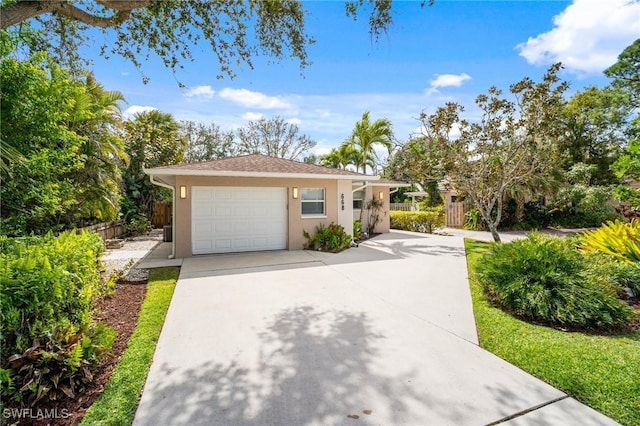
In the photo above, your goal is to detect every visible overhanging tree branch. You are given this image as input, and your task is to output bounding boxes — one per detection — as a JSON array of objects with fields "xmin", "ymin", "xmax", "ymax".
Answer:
[{"xmin": 1, "ymin": 0, "xmax": 151, "ymax": 29}]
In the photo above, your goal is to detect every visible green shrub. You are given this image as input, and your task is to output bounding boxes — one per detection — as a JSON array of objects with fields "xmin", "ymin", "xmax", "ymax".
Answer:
[
  {"xmin": 4, "ymin": 324, "xmax": 114, "ymax": 406},
  {"xmin": 0, "ymin": 231, "xmax": 113, "ymax": 405},
  {"xmin": 580, "ymin": 219, "xmax": 640, "ymax": 263},
  {"xmin": 303, "ymin": 223, "xmax": 352, "ymax": 253},
  {"xmin": 549, "ymin": 184, "xmax": 620, "ymax": 228},
  {"xmin": 606, "ymin": 261, "xmax": 640, "ymax": 296},
  {"xmin": 353, "ymin": 220, "xmax": 362, "ymax": 239},
  {"xmin": 390, "ymin": 210, "xmax": 445, "ymax": 234},
  {"xmin": 126, "ymin": 213, "xmax": 152, "ymax": 236},
  {"xmin": 464, "ymin": 208, "xmax": 481, "ymax": 230},
  {"xmin": 476, "ymin": 233, "xmax": 633, "ymax": 330}
]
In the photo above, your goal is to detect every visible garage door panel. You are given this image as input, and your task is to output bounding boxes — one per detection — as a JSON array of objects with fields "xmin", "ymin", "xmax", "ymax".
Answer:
[
  {"xmin": 193, "ymin": 240, "xmax": 213, "ymax": 252},
  {"xmin": 193, "ymin": 222, "xmax": 213, "ymax": 234},
  {"xmin": 192, "ymin": 186, "xmax": 287, "ymax": 254}
]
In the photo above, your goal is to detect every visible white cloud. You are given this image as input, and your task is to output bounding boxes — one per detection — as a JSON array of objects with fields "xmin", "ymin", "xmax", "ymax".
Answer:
[
  {"xmin": 430, "ymin": 73, "xmax": 472, "ymax": 89},
  {"xmin": 426, "ymin": 73, "xmax": 472, "ymax": 95},
  {"xmin": 314, "ymin": 147, "xmax": 332, "ymax": 156},
  {"xmin": 286, "ymin": 117, "xmax": 302, "ymax": 125},
  {"xmin": 184, "ymin": 85, "xmax": 215, "ymax": 99},
  {"xmin": 516, "ymin": 0, "xmax": 640, "ymax": 74},
  {"xmin": 218, "ymin": 88, "xmax": 292, "ymax": 109},
  {"xmin": 123, "ymin": 105, "xmax": 156, "ymax": 118},
  {"xmin": 241, "ymin": 112, "xmax": 264, "ymax": 121}
]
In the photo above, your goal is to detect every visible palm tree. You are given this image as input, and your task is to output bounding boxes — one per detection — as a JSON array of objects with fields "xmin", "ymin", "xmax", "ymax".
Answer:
[
  {"xmin": 69, "ymin": 72, "xmax": 128, "ymax": 221},
  {"xmin": 347, "ymin": 111, "xmax": 394, "ymax": 174}
]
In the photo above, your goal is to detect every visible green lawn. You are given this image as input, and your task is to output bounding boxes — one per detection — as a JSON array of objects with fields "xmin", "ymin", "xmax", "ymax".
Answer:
[
  {"xmin": 464, "ymin": 239, "xmax": 640, "ymax": 426},
  {"xmin": 80, "ymin": 267, "xmax": 179, "ymax": 426}
]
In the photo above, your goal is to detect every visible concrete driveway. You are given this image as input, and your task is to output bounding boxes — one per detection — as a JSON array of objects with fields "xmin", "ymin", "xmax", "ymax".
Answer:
[{"xmin": 134, "ymin": 231, "xmax": 618, "ymax": 426}]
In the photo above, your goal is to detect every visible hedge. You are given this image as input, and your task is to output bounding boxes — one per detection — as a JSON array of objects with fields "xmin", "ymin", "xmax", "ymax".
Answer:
[{"xmin": 390, "ymin": 210, "xmax": 445, "ymax": 234}]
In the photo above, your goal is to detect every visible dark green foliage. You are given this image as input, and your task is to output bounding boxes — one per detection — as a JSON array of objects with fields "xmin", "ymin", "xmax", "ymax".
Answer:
[
  {"xmin": 522, "ymin": 201, "xmax": 552, "ymax": 229},
  {"xmin": 4, "ymin": 324, "xmax": 114, "ymax": 406},
  {"xmin": 607, "ymin": 261, "xmax": 640, "ymax": 295},
  {"xmin": 390, "ymin": 209, "xmax": 445, "ymax": 234},
  {"xmin": 303, "ymin": 223, "xmax": 352, "ymax": 253},
  {"xmin": 0, "ymin": 54, "xmax": 126, "ymax": 235},
  {"xmin": 0, "ymin": 231, "xmax": 113, "ymax": 405},
  {"xmin": 476, "ymin": 233, "xmax": 633, "ymax": 330},
  {"xmin": 122, "ymin": 110, "xmax": 185, "ymax": 220}
]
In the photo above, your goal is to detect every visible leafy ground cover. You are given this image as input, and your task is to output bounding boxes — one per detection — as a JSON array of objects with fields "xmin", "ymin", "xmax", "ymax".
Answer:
[
  {"xmin": 79, "ymin": 267, "xmax": 179, "ymax": 426},
  {"xmin": 465, "ymin": 239, "xmax": 640, "ymax": 426}
]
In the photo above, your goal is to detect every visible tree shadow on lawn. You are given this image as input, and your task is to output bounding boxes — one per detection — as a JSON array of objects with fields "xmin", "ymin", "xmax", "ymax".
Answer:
[{"xmin": 134, "ymin": 305, "xmax": 468, "ymax": 425}]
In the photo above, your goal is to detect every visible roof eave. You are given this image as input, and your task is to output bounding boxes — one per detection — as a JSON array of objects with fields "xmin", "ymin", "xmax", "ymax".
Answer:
[{"xmin": 144, "ymin": 168, "xmax": 380, "ymax": 181}]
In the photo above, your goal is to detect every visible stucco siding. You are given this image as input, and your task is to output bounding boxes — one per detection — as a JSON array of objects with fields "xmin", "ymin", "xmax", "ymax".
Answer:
[{"xmin": 173, "ymin": 176, "xmax": 344, "ymax": 258}]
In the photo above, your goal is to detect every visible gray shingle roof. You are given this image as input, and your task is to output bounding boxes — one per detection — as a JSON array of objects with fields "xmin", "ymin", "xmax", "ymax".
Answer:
[{"xmin": 158, "ymin": 154, "xmax": 369, "ymax": 177}]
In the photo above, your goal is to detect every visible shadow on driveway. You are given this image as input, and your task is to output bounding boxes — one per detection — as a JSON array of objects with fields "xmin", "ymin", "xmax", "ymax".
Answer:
[{"xmin": 135, "ymin": 305, "xmax": 468, "ymax": 425}]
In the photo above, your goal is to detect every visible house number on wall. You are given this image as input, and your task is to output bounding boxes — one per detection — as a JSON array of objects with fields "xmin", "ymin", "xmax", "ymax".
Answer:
[{"xmin": 340, "ymin": 193, "xmax": 345, "ymax": 211}]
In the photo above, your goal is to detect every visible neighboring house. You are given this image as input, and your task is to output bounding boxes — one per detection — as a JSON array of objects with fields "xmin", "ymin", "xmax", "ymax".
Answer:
[{"xmin": 144, "ymin": 154, "xmax": 408, "ymax": 258}]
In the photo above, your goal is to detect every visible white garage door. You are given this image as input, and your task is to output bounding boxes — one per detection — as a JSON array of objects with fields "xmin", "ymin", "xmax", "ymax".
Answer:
[{"xmin": 191, "ymin": 186, "xmax": 288, "ymax": 254}]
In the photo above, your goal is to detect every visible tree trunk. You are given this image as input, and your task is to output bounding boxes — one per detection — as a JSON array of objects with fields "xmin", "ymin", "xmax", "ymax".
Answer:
[{"xmin": 487, "ymin": 222, "xmax": 501, "ymax": 243}]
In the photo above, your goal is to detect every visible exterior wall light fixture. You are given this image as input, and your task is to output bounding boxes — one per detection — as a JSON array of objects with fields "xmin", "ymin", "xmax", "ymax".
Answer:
[{"xmin": 179, "ymin": 185, "xmax": 187, "ymax": 199}]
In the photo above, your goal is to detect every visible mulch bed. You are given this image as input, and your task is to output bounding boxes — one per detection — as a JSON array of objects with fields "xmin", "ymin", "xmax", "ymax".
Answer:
[{"xmin": 15, "ymin": 281, "xmax": 147, "ymax": 426}]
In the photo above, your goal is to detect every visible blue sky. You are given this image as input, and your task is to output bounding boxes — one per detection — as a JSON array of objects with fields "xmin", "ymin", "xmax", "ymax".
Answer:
[{"xmin": 85, "ymin": 0, "xmax": 639, "ymax": 158}]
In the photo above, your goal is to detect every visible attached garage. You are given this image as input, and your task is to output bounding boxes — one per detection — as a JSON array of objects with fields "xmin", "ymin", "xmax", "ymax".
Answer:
[
  {"xmin": 145, "ymin": 154, "xmax": 408, "ymax": 258},
  {"xmin": 191, "ymin": 186, "xmax": 287, "ymax": 254}
]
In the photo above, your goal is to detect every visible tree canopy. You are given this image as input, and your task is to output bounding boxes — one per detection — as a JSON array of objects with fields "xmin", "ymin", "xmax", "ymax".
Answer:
[
  {"xmin": 0, "ymin": 0, "xmax": 421, "ymax": 80},
  {"xmin": 410, "ymin": 64, "xmax": 568, "ymax": 242},
  {"xmin": 236, "ymin": 116, "xmax": 317, "ymax": 160},
  {"xmin": 605, "ymin": 38, "xmax": 640, "ymax": 107},
  {"xmin": 0, "ymin": 54, "xmax": 127, "ymax": 235}
]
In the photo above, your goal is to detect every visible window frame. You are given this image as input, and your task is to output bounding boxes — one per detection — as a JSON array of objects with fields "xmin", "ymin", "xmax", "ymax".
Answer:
[
  {"xmin": 353, "ymin": 190, "xmax": 364, "ymax": 210},
  {"xmin": 301, "ymin": 187, "xmax": 326, "ymax": 217}
]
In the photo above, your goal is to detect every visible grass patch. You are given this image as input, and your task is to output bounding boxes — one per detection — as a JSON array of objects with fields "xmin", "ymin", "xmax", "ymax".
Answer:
[
  {"xmin": 465, "ymin": 239, "xmax": 640, "ymax": 426},
  {"xmin": 80, "ymin": 267, "xmax": 179, "ymax": 426}
]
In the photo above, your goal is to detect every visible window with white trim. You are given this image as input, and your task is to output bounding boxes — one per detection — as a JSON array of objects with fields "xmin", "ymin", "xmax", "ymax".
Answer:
[
  {"xmin": 353, "ymin": 190, "xmax": 364, "ymax": 209},
  {"xmin": 301, "ymin": 188, "xmax": 325, "ymax": 216}
]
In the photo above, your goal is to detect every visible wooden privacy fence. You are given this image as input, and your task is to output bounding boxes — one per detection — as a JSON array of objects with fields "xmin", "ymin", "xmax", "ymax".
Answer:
[
  {"xmin": 445, "ymin": 202, "xmax": 465, "ymax": 227},
  {"xmin": 389, "ymin": 203, "xmax": 413, "ymax": 211},
  {"xmin": 79, "ymin": 220, "xmax": 126, "ymax": 241},
  {"xmin": 152, "ymin": 201, "xmax": 172, "ymax": 228}
]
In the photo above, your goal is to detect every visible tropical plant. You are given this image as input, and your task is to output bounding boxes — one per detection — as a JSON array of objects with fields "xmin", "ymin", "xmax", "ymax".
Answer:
[
  {"xmin": 580, "ymin": 219, "xmax": 640, "ymax": 263},
  {"xmin": 0, "ymin": 231, "xmax": 113, "ymax": 405},
  {"xmin": 1, "ymin": 54, "xmax": 86, "ymax": 235},
  {"xmin": 353, "ymin": 219, "xmax": 362, "ymax": 239},
  {"xmin": 476, "ymin": 233, "xmax": 633, "ymax": 329},
  {"xmin": 464, "ymin": 209, "xmax": 480, "ymax": 230},
  {"xmin": 70, "ymin": 72, "xmax": 127, "ymax": 222},
  {"xmin": 4, "ymin": 324, "xmax": 114, "ymax": 405},
  {"xmin": 347, "ymin": 111, "xmax": 393, "ymax": 174},
  {"xmin": 303, "ymin": 223, "xmax": 352, "ymax": 253},
  {"xmin": 122, "ymin": 110, "xmax": 186, "ymax": 219},
  {"xmin": 365, "ymin": 196, "xmax": 386, "ymax": 234}
]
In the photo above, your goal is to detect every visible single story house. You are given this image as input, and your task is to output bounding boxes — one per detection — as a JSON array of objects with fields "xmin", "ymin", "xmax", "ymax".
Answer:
[{"xmin": 144, "ymin": 154, "xmax": 408, "ymax": 258}]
